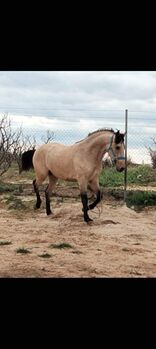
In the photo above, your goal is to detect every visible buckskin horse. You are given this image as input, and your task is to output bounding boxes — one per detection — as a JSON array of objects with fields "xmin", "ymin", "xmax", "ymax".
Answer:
[{"xmin": 21, "ymin": 128, "xmax": 125, "ymax": 223}]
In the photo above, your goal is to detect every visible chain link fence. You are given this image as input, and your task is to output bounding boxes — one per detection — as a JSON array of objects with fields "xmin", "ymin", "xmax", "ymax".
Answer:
[
  {"xmin": 16, "ymin": 110, "xmax": 156, "ymax": 166},
  {"xmin": 0, "ymin": 109, "xmax": 156, "ymax": 166},
  {"xmin": 128, "ymin": 111, "xmax": 156, "ymax": 165},
  {"xmin": 0, "ymin": 110, "xmax": 155, "ymax": 200}
]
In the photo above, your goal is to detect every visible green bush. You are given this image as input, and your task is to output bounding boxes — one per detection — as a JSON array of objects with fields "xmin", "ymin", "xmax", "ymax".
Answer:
[
  {"xmin": 5, "ymin": 195, "xmax": 27, "ymax": 210},
  {"xmin": 0, "ymin": 182, "xmax": 19, "ymax": 193},
  {"xmin": 100, "ymin": 165, "xmax": 155, "ymax": 187},
  {"xmin": 126, "ymin": 191, "xmax": 156, "ymax": 208}
]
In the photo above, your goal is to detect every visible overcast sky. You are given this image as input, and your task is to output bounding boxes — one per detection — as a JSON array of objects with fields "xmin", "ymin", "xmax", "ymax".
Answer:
[{"xmin": 0, "ymin": 71, "xmax": 156, "ymax": 163}]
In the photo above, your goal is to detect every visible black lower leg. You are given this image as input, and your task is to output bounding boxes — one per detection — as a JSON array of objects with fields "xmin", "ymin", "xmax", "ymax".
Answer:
[
  {"xmin": 88, "ymin": 190, "xmax": 101, "ymax": 210},
  {"xmin": 45, "ymin": 185, "xmax": 52, "ymax": 215},
  {"xmin": 33, "ymin": 179, "xmax": 41, "ymax": 209},
  {"xmin": 81, "ymin": 192, "xmax": 93, "ymax": 222}
]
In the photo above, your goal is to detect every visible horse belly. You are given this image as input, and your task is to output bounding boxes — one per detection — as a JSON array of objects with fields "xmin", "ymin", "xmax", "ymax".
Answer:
[{"xmin": 46, "ymin": 147, "xmax": 76, "ymax": 180}]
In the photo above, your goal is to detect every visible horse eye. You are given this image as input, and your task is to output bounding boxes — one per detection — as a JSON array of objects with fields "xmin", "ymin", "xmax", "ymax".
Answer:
[{"xmin": 116, "ymin": 146, "xmax": 120, "ymax": 150}]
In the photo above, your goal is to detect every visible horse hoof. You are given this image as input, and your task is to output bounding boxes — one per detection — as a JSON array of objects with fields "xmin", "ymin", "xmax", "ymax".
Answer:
[
  {"xmin": 34, "ymin": 204, "xmax": 41, "ymax": 210},
  {"xmin": 87, "ymin": 219, "xmax": 93, "ymax": 224},
  {"xmin": 47, "ymin": 210, "xmax": 52, "ymax": 215},
  {"xmin": 85, "ymin": 217, "xmax": 93, "ymax": 223}
]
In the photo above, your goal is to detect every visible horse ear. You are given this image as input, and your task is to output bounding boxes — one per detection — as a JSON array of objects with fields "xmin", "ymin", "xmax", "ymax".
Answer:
[
  {"xmin": 115, "ymin": 130, "xmax": 121, "ymax": 144},
  {"xmin": 120, "ymin": 132, "xmax": 126, "ymax": 142},
  {"xmin": 115, "ymin": 130, "xmax": 125, "ymax": 144}
]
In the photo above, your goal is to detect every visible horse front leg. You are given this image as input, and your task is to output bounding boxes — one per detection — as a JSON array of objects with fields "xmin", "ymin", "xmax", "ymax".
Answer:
[
  {"xmin": 80, "ymin": 192, "xmax": 93, "ymax": 223},
  {"xmin": 88, "ymin": 178, "xmax": 102, "ymax": 210}
]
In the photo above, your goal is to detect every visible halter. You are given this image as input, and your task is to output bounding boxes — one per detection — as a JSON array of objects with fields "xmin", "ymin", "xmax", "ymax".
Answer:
[{"xmin": 106, "ymin": 135, "xmax": 125, "ymax": 164}]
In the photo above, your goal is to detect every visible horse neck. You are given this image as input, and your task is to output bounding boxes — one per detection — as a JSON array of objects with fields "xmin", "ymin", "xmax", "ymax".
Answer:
[{"xmin": 87, "ymin": 132, "xmax": 113, "ymax": 161}]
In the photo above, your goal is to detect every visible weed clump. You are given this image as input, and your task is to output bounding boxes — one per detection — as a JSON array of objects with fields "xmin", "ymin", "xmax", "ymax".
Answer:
[
  {"xmin": 38, "ymin": 253, "xmax": 51, "ymax": 258},
  {"xmin": 49, "ymin": 243, "xmax": 73, "ymax": 249},
  {"xmin": 5, "ymin": 195, "xmax": 27, "ymax": 210},
  {"xmin": 16, "ymin": 247, "xmax": 31, "ymax": 254},
  {"xmin": 0, "ymin": 241, "xmax": 12, "ymax": 246},
  {"xmin": 126, "ymin": 191, "xmax": 156, "ymax": 209}
]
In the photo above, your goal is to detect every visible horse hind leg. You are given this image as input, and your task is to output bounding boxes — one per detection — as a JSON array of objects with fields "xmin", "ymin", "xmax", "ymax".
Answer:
[
  {"xmin": 45, "ymin": 171, "xmax": 58, "ymax": 215},
  {"xmin": 33, "ymin": 179, "xmax": 42, "ymax": 209},
  {"xmin": 33, "ymin": 171, "xmax": 48, "ymax": 209}
]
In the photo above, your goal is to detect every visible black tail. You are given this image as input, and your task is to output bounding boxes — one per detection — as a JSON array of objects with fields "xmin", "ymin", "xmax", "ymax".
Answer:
[{"xmin": 21, "ymin": 149, "xmax": 36, "ymax": 171}]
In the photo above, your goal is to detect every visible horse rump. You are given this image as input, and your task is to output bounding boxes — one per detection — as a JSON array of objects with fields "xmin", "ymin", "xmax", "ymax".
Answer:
[{"xmin": 21, "ymin": 149, "xmax": 36, "ymax": 171}]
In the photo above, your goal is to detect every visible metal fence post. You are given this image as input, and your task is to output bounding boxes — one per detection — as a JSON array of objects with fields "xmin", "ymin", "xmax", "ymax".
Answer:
[{"xmin": 124, "ymin": 109, "xmax": 128, "ymax": 202}]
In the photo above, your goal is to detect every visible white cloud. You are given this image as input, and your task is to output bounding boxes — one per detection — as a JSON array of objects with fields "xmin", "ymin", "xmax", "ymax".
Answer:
[{"xmin": 1, "ymin": 71, "xmax": 156, "ymax": 112}]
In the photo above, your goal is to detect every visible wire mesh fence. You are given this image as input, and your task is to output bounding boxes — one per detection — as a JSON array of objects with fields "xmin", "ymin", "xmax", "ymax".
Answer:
[
  {"xmin": 128, "ymin": 111, "xmax": 156, "ymax": 165},
  {"xmin": 12, "ymin": 110, "xmax": 156, "ymax": 166},
  {"xmin": 0, "ymin": 109, "xmax": 156, "ymax": 202},
  {"xmin": 1, "ymin": 109, "xmax": 156, "ymax": 165}
]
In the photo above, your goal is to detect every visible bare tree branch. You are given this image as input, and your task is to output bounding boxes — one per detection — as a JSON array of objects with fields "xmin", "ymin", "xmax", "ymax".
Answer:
[
  {"xmin": 41, "ymin": 129, "xmax": 54, "ymax": 144},
  {"xmin": 147, "ymin": 137, "xmax": 156, "ymax": 168},
  {"xmin": 13, "ymin": 129, "xmax": 37, "ymax": 173},
  {"xmin": 0, "ymin": 114, "xmax": 22, "ymax": 176},
  {"xmin": 0, "ymin": 115, "xmax": 55, "ymax": 175}
]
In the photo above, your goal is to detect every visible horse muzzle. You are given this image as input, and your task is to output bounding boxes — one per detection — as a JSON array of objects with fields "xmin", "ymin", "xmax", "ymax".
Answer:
[{"xmin": 116, "ymin": 156, "xmax": 125, "ymax": 172}]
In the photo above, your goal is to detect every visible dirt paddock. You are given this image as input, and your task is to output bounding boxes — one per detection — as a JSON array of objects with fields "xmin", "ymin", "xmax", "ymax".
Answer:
[{"xmin": 0, "ymin": 192, "xmax": 156, "ymax": 278}]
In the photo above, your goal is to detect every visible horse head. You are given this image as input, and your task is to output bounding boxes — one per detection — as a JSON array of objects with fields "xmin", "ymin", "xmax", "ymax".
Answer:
[{"xmin": 108, "ymin": 130, "xmax": 125, "ymax": 172}]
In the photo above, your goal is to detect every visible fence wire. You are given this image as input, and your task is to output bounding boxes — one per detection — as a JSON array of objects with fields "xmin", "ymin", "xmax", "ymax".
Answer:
[
  {"xmin": 16, "ymin": 111, "xmax": 156, "ymax": 165},
  {"xmin": 1, "ymin": 110, "xmax": 156, "ymax": 165}
]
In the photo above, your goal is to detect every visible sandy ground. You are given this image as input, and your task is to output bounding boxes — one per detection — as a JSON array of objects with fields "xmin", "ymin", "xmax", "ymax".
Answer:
[{"xmin": 0, "ymin": 194, "xmax": 156, "ymax": 278}]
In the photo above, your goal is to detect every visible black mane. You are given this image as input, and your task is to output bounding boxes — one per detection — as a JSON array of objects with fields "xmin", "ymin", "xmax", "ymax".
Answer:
[
  {"xmin": 88, "ymin": 128, "xmax": 115, "ymax": 137},
  {"xmin": 76, "ymin": 128, "xmax": 124, "ymax": 144}
]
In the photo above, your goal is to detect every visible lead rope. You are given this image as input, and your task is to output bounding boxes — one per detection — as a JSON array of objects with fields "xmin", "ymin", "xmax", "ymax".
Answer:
[{"xmin": 89, "ymin": 189, "xmax": 104, "ymax": 219}]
